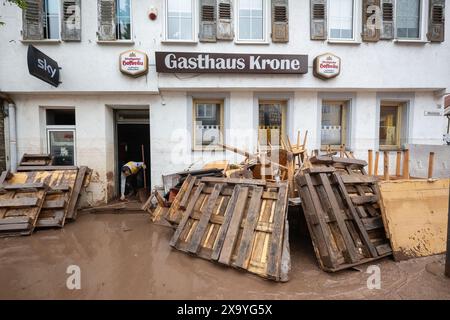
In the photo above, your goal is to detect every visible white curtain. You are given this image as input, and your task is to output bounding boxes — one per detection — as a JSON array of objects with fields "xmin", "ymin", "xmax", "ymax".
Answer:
[
  {"xmin": 167, "ymin": 0, "xmax": 193, "ymax": 40},
  {"xmin": 397, "ymin": 0, "xmax": 420, "ymax": 38},
  {"xmin": 329, "ymin": 0, "xmax": 354, "ymax": 39},
  {"xmin": 239, "ymin": 0, "xmax": 264, "ymax": 40}
]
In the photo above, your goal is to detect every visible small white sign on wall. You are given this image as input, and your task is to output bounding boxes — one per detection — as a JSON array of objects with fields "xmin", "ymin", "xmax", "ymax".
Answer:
[
  {"xmin": 313, "ymin": 53, "xmax": 341, "ymax": 80},
  {"xmin": 119, "ymin": 50, "xmax": 148, "ymax": 78}
]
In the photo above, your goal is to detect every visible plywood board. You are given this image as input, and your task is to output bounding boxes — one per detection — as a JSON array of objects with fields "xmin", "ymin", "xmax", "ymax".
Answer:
[{"xmin": 378, "ymin": 179, "xmax": 450, "ymax": 261}]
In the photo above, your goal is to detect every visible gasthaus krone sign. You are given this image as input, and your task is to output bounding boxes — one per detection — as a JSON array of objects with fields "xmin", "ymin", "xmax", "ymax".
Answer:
[
  {"xmin": 120, "ymin": 50, "xmax": 148, "ymax": 77},
  {"xmin": 313, "ymin": 53, "xmax": 341, "ymax": 79},
  {"xmin": 27, "ymin": 45, "xmax": 60, "ymax": 87},
  {"xmin": 156, "ymin": 52, "xmax": 308, "ymax": 74}
]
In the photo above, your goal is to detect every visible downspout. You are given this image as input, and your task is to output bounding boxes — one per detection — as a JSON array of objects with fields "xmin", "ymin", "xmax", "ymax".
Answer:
[{"xmin": 8, "ymin": 103, "xmax": 17, "ymax": 173}]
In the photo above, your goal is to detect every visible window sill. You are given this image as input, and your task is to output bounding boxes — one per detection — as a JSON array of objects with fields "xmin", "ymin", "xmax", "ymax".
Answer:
[
  {"xmin": 97, "ymin": 40, "xmax": 135, "ymax": 45},
  {"xmin": 327, "ymin": 39, "xmax": 361, "ymax": 45},
  {"xmin": 234, "ymin": 40, "xmax": 270, "ymax": 45},
  {"xmin": 394, "ymin": 39, "xmax": 430, "ymax": 44},
  {"xmin": 21, "ymin": 39, "xmax": 61, "ymax": 44},
  {"xmin": 161, "ymin": 40, "xmax": 197, "ymax": 44}
]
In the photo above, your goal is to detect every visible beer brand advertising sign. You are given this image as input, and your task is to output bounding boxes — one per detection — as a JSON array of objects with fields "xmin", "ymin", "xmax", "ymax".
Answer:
[
  {"xmin": 155, "ymin": 52, "xmax": 308, "ymax": 74},
  {"xmin": 120, "ymin": 50, "xmax": 148, "ymax": 77},
  {"xmin": 313, "ymin": 53, "xmax": 341, "ymax": 80}
]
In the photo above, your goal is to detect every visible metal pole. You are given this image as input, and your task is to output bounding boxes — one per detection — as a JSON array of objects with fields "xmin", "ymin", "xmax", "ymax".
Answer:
[{"xmin": 445, "ymin": 179, "xmax": 450, "ymax": 277}]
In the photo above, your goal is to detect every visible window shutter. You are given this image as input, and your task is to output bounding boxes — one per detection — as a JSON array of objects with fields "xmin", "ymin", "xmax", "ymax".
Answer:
[
  {"xmin": 217, "ymin": 0, "xmax": 234, "ymax": 40},
  {"xmin": 272, "ymin": 0, "xmax": 289, "ymax": 42},
  {"xmin": 310, "ymin": 0, "xmax": 327, "ymax": 40},
  {"xmin": 22, "ymin": 0, "xmax": 44, "ymax": 40},
  {"xmin": 200, "ymin": 0, "xmax": 217, "ymax": 42},
  {"xmin": 362, "ymin": 0, "xmax": 381, "ymax": 42},
  {"xmin": 380, "ymin": 0, "xmax": 394, "ymax": 40},
  {"xmin": 427, "ymin": 0, "xmax": 445, "ymax": 42},
  {"xmin": 97, "ymin": 0, "xmax": 116, "ymax": 41},
  {"xmin": 61, "ymin": 0, "xmax": 81, "ymax": 41}
]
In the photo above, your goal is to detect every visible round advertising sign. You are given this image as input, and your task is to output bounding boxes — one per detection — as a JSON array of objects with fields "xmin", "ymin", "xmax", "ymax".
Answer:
[
  {"xmin": 119, "ymin": 50, "xmax": 149, "ymax": 77},
  {"xmin": 313, "ymin": 53, "xmax": 341, "ymax": 80}
]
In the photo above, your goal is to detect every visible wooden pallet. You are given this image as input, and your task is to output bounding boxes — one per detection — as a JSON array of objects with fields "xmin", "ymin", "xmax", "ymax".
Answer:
[
  {"xmin": 0, "ymin": 182, "xmax": 47, "ymax": 237},
  {"xmin": 170, "ymin": 177, "xmax": 290, "ymax": 281},
  {"xmin": 19, "ymin": 154, "xmax": 53, "ymax": 167},
  {"xmin": 296, "ymin": 163, "xmax": 392, "ymax": 272},
  {"xmin": 1, "ymin": 167, "xmax": 89, "ymax": 228}
]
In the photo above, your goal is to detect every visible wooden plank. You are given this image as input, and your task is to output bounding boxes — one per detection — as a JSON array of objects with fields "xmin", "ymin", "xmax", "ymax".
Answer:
[
  {"xmin": 211, "ymin": 186, "xmax": 241, "ymax": 261},
  {"xmin": 0, "ymin": 197, "xmax": 39, "ymax": 208},
  {"xmin": 218, "ymin": 186, "xmax": 250, "ymax": 265},
  {"xmin": 362, "ymin": 217, "xmax": 384, "ymax": 231},
  {"xmin": 17, "ymin": 165, "xmax": 79, "ymax": 172},
  {"xmin": 340, "ymin": 175, "xmax": 378, "ymax": 184},
  {"xmin": 179, "ymin": 176, "xmax": 195, "ymax": 210},
  {"xmin": 0, "ymin": 216, "xmax": 31, "ymax": 224},
  {"xmin": 303, "ymin": 167, "xmax": 336, "ymax": 174},
  {"xmin": 310, "ymin": 156, "xmax": 367, "ymax": 167},
  {"xmin": 42, "ymin": 199, "xmax": 66, "ymax": 209},
  {"xmin": 318, "ymin": 173, "xmax": 359, "ymax": 263},
  {"xmin": 0, "ymin": 223, "xmax": 31, "ymax": 231},
  {"xmin": 2, "ymin": 183, "xmax": 46, "ymax": 190},
  {"xmin": 187, "ymin": 184, "xmax": 224, "ymax": 254},
  {"xmin": 201, "ymin": 177, "xmax": 267, "ymax": 186},
  {"xmin": 0, "ymin": 171, "xmax": 10, "ymax": 185},
  {"xmin": 351, "ymin": 195, "xmax": 378, "ymax": 205},
  {"xmin": 266, "ymin": 183, "xmax": 288, "ymax": 279},
  {"xmin": 334, "ymin": 173, "xmax": 379, "ymax": 258},
  {"xmin": 376, "ymin": 243, "xmax": 392, "ymax": 256},
  {"xmin": 170, "ymin": 183, "xmax": 205, "ymax": 247},
  {"xmin": 65, "ymin": 166, "xmax": 87, "ymax": 220},
  {"xmin": 233, "ymin": 186, "xmax": 264, "ymax": 269}
]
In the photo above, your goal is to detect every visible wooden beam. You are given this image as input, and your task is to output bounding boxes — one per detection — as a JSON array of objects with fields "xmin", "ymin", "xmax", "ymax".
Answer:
[
  {"xmin": 17, "ymin": 165, "xmax": 78, "ymax": 172},
  {"xmin": 2, "ymin": 183, "xmax": 46, "ymax": 190},
  {"xmin": 402, "ymin": 149, "xmax": 410, "ymax": 179},
  {"xmin": 374, "ymin": 151, "xmax": 380, "ymax": 176},
  {"xmin": 384, "ymin": 151, "xmax": 390, "ymax": 181},
  {"xmin": 368, "ymin": 150, "xmax": 373, "ymax": 176},
  {"xmin": 0, "ymin": 197, "xmax": 39, "ymax": 208},
  {"xmin": 428, "ymin": 152, "xmax": 435, "ymax": 179},
  {"xmin": 396, "ymin": 151, "xmax": 402, "ymax": 177},
  {"xmin": 42, "ymin": 199, "xmax": 66, "ymax": 209}
]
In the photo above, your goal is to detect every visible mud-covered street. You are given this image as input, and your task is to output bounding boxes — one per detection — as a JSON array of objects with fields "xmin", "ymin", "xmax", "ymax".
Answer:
[{"xmin": 0, "ymin": 212, "xmax": 449, "ymax": 300}]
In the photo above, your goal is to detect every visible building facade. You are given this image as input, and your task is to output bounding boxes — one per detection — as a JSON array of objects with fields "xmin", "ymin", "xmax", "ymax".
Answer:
[{"xmin": 0, "ymin": 0, "xmax": 448, "ymax": 205}]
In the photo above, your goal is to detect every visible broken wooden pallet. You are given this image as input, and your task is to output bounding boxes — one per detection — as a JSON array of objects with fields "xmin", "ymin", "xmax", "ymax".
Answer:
[
  {"xmin": 169, "ymin": 177, "xmax": 290, "ymax": 282},
  {"xmin": 1, "ymin": 166, "xmax": 89, "ymax": 228},
  {"xmin": 19, "ymin": 154, "xmax": 53, "ymax": 167},
  {"xmin": 296, "ymin": 165, "xmax": 392, "ymax": 272},
  {"xmin": 0, "ymin": 182, "xmax": 48, "ymax": 237}
]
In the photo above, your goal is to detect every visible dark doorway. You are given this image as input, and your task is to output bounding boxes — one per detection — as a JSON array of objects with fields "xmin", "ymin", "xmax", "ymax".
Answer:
[{"xmin": 115, "ymin": 110, "xmax": 150, "ymax": 198}]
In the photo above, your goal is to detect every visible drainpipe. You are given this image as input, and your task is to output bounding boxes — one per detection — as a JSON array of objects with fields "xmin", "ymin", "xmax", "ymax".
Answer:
[{"xmin": 8, "ymin": 103, "xmax": 17, "ymax": 173}]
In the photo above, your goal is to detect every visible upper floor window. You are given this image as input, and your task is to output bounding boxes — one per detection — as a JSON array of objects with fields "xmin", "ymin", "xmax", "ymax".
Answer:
[
  {"xmin": 328, "ymin": 0, "xmax": 354, "ymax": 40},
  {"xmin": 396, "ymin": 0, "xmax": 421, "ymax": 39},
  {"xmin": 237, "ymin": 0, "xmax": 265, "ymax": 42},
  {"xmin": 98, "ymin": 0, "xmax": 132, "ymax": 41},
  {"xmin": 166, "ymin": 0, "xmax": 195, "ymax": 41},
  {"xmin": 22, "ymin": 0, "xmax": 81, "ymax": 41}
]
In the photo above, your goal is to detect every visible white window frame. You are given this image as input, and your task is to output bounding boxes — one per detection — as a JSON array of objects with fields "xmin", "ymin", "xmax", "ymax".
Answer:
[
  {"xmin": 192, "ymin": 100, "xmax": 224, "ymax": 151},
  {"xmin": 163, "ymin": 0, "xmax": 197, "ymax": 43},
  {"xmin": 115, "ymin": 0, "xmax": 134, "ymax": 41},
  {"xmin": 394, "ymin": 0, "xmax": 429, "ymax": 42},
  {"xmin": 235, "ymin": 0, "xmax": 270, "ymax": 44},
  {"xmin": 327, "ymin": 0, "xmax": 359, "ymax": 43},
  {"xmin": 46, "ymin": 128, "xmax": 77, "ymax": 166}
]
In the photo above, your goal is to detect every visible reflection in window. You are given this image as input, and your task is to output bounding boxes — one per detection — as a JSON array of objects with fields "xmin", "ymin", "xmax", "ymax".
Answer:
[
  {"xmin": 194, "ymin": 101, "xmax": 223, "ymax": 148},
  {"xmin": 116, "ymin": 0, "xmax": 131, "ymax": 40},
  {"xmin": 259, "ymin": 102, "xmax": 284, "ymax": 146},
  {"xmin": 321, "ymin": 102, "xmax": 345, "ymax": 147},
  {"xmin": 44, "ymin": 0, "xmax": 60, "ymax": 39},
  {"xmin": 379, "ymin": 105, "xmax": 400, "ymax": 147},
  {"xmin": 48, "ymin": 130, "xmax": 75, "ymax": 165},
  {"xmin": 167, "ymin": 0, "xmax": 193, "ymax": 40},
  {"xmin": 329, "ymin": 0, "xmax": 354, "ymax": 40},
  {"xmin": 396, "ymin": 0, "xmax": 421, "ymax": 39},
  {"xmin": 238, "ymin": 0, "xmax": 264, "ymax": 41}
]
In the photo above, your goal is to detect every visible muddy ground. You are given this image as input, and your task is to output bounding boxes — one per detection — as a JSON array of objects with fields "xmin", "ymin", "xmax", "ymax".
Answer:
[{"xmin": 0, "ymin": 212, "xmax": 449, "ymax": 300}]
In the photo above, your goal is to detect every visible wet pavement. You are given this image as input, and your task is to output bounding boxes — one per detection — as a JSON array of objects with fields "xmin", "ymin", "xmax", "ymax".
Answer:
[{"xmin": 0, "ymin": 212, "xmax": 449, "ymax": 300}]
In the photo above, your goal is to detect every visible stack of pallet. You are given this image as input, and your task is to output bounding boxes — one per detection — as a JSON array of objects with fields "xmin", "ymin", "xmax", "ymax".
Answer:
[
  {"xmin": 0, "ymin": 155, "xmax": 90, "ymax": 237},
  {"xmin": 296, "ymin": 156, "xmax": 393, "ymax": 272},
  {"xmin": 147, "ymin": 175, "xmax": 291, "ymax": 282}
]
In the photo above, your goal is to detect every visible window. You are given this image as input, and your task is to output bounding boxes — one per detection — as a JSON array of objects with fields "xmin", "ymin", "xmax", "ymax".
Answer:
[
  {"xmin": 379, "ymin": 104, "xmax": 402, "ymax": 149},
  {"xmin": 116, "ymin": 0, "xmax": 132, "ymax": 40},
  {"xmin": 166, "ymin": 0, "xmax": 194, "ymax": 41},
  {"xmin": 258, "ymin": 101, "xmax": 286, "ymax": 146},
  {"xmin": 396, "ymin": 0, "xmax": 421, "ymax": 39},
  {"xmin": 238, "ymin": 0, "xmax": 265, "ymax": 41},
  {"xmin": 43, "ymin": 0, "xmax": 60, "ymax": 39},
  {"xmin": 46, "ymin": 109, "xmax": 76, "ymax": 165},
  {"xmin": 321, "ymin": 101, "xmax": 347, "ymax": 149},
  {"xmin": 193, "ymin": 101, "xmax": 223, "ymax": 150},
  {"xmin": 328, "ymin": 0, "xmax": 354, "ymax": 40}
]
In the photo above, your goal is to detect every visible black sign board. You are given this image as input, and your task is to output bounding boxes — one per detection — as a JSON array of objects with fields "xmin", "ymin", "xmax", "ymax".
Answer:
[
  {"xmin": 156, "ymin": 52, "xmax": 308, "ymax": 74},
  {"xmin": 27, "ymin": 45, "xmax": 61, "ymax": 87}
]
